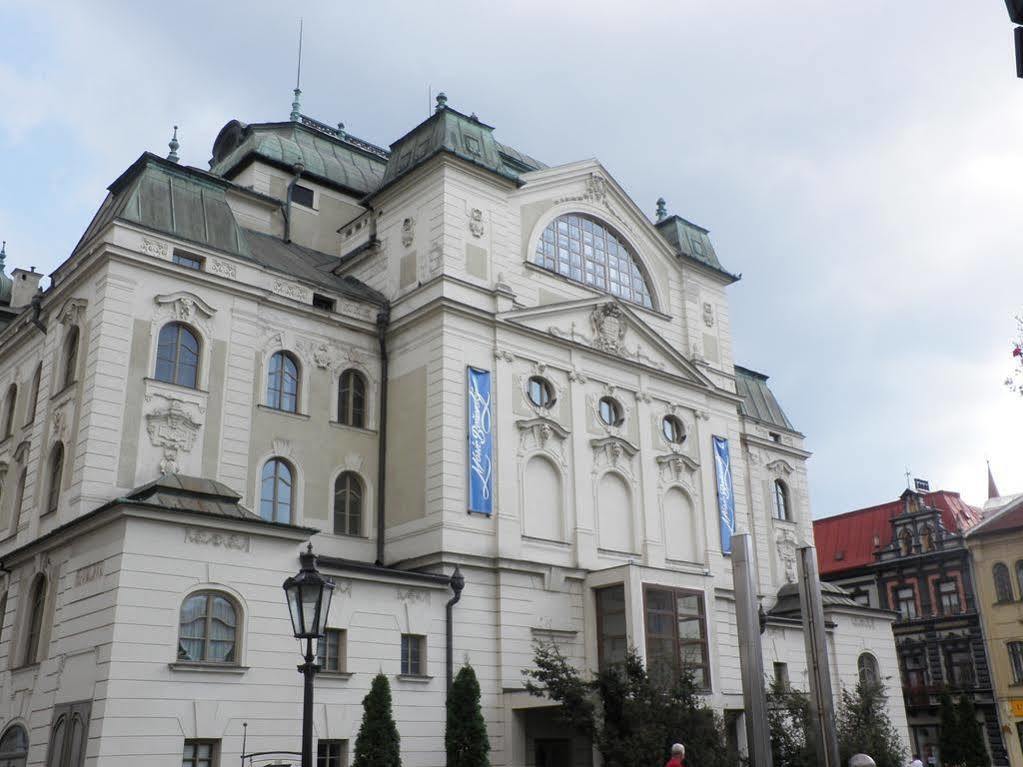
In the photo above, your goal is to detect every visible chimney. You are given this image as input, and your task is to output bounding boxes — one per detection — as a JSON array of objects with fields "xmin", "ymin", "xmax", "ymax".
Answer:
[{"xmin": 11, "ymin": 267, "xmax": 43, "ymax": 309}]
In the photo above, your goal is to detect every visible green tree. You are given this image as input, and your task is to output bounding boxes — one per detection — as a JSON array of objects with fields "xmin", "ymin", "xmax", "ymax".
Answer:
[
  {"xmin": 524, "ymin": 642, "xmax": 730, "ymax": 767},
  {"xmin": 446, "ymin": 664, "xmax": 490, "ymax": 767},
  {"xmin": 939, "ymin": 691, "xmax": 962, "ymax": 767},
  {"xmin": 955, "ymin": 694, "xmax": 990, "ymax": 767},
  {"xmin": 352, "ymin": 673, "xmax": 402, "ymax": 767},
  {"xmin": 766, "ymin": 678, "xmax": 815, "ymax": 767},
  {"xmin": 835, "ymin": 678, "xmax": 905, "ymax": 767}
]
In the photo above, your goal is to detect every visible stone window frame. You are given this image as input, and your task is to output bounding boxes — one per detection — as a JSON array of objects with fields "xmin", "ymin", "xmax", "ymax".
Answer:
[{"xmin": 176, "ymin": 590, "xmax": 242, "ymax": 666}]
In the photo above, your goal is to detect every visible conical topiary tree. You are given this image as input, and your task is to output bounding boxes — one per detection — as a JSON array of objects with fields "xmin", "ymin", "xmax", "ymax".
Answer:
[
  {"xmin": 939, "ymin": 691, "xmax": 962, "ymax": 767},
  {"xmin": 446, "ymin": 664, "xmax": 490, "ymax": 767},
  {"xmin": 352, "ymin": 673, "xmax": 401, "ymax": 767},
  {"xmin": 955, "ymin": 694, "xmax": 990, "ymax": 767}
]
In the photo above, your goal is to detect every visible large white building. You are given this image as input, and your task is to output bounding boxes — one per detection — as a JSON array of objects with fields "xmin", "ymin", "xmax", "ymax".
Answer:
[{"xmin": 0, "ymin": 95, "xmax": 907, "ymax": 767}]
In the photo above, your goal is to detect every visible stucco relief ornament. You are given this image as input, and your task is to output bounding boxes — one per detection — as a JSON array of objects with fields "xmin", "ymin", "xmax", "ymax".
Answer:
[
  {"xmin": 703, "ymin": 302, "xmax": 715, "ymax": 328},
  {"xmin": 154, "ymin": 292, "xmax": 216, "ymax": 326},
  {"xmin": 585, "ymin": 173, "xmax": 608, "ymax": 205},
  {"xmin": 590, "ymin": 303, "xmax": 627, "ymax": 355},
  {"xmin": 145, "ymin": 400, "xmax": 202, "ymax": 475},
  {"xmin": 401, "ymin": 217, "xmax": 415, "ymax": 248},
  {"xmin": 776, "ymin": 528, "xmax": 799, "ymax": 584},
  {"xmin": 468, "ymin": 208, "xmax": 485, "ymax": 238},
  {"xmin": 57, "ymin": 298, "xmax": 87, "ymax": 327}
]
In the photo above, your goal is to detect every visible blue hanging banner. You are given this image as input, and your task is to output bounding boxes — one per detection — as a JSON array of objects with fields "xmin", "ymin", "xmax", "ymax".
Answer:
[
  {"xmin": 466, "ymin": 367, "xmax": 493, "ymax": 515},
  {"xmin": 713, "ymin": 435, "xmax": 736, "ymax": 555}
]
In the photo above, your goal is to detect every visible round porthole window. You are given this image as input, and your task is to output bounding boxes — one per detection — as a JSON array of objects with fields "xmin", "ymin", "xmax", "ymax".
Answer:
[
  {"xmin": 662, "ymin": 415, "xmax": 686, "ymax": 444},
  {"xmin": 598, "ymin": 396, "xmax": 624, "ymax": 426},
  {"xmin": 527, "ymin": 376, "xmax": 556, "ymax": 409}
]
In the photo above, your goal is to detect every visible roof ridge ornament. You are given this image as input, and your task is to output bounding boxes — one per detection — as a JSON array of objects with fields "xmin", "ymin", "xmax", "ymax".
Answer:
[
  {"xmin": 0, "ymin": 240, "xmax": 6, "ymax": 269},
  {"xmin": 167, "ymin": 126, "xmax": 180, "ymax": 163},
  {"xmin": 435, "ymin": 92, "xmax": 448, "ymax": 111},
  {"xmin": 290, "ymin": 19, "xmax": 304, "ymax": 122},
  {"xmin": 656, "ymin": 197, "xmax": 667, "ymax": 222}
]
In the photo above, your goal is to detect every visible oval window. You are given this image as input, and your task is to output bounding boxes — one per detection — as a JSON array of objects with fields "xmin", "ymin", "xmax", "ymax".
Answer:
[
  {"xmin": 527, "ymin": 376, "xmax": 555, "ymax": 409},
  {"xmin": 662, "ymin": 415, "xmax": 686, "ymax": 444},
  {"xmin": 598, "ymin": 396, "xmax": 624, "ymax": 426}
]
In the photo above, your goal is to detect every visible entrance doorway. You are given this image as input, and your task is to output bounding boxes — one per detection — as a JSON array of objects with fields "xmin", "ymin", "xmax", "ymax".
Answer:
[{"xmin": 535, "ymin": 739, "xmax": 571, "ymax": 767}]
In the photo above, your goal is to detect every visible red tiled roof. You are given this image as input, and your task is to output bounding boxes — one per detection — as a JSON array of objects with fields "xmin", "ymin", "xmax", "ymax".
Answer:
[
  {"xmin": 813, "ymin": 491, "xmax": 982, "ymax": 577},
  {"xmin": 968, "ymin": 496, "xmax": 1023, "ymax": 538}
]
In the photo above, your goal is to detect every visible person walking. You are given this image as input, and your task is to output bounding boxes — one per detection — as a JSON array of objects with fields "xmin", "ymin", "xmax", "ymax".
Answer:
[{"xmin": 665, "ymin": 743, "xmax": 685, "ymax": 767}]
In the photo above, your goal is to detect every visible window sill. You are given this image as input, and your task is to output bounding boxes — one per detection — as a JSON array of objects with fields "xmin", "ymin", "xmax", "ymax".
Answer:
[
  {"xmin": 257, "ymin": 405, "xmax": 310, "ymax": 421},
  {"xmin": 11, "ymin": 662, "xmax": 40, "ymax": 673},
  {"xmin": 395, "ymin": 674, "xmax": 432, "ymax": 683},
  {"xmin": 317, "ymin": 670, "xmax": 354, "ymax": 680},
  {"xmin": 50, "ymin": 382, "xmax": 77, "ymax": 401},
  {"xmin": 329, "ymin": 421, "xmax": 376, "ymax": 435},
  {"xmin": 143, "ymin": 377, "xmax": 208, "ymax": 396},
  {"xmin": 169, "ymin": 662, "xmax": 249, "ymax": 675}
]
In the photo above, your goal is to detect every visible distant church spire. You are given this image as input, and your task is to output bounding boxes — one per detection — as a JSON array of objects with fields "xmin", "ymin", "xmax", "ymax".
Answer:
[
  {"xmin": 987, "ymin": 460, "xmax": 1000, "ymax": 500},
  {"xmin": 290, "ymin": 19, "xmax": 304, "ymax": 122},
  {"xmin": 0, "ymin": 241, "xmax": 6, "ymax": 269},
  {"xmin": 167, "ymin": 126, "xmax": 180, "ymax": 163}
]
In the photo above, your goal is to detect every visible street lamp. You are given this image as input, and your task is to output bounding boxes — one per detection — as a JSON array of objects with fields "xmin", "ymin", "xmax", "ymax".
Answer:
[{"xmin": 283, "ymin": 544, "xmax": 335, "ymax": 767}]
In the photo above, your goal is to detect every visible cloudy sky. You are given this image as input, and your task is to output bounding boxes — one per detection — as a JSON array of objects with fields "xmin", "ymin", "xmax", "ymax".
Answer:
[{"xmin": 1, "ymin": 1, "xmax": 1020, "ymax": 517}]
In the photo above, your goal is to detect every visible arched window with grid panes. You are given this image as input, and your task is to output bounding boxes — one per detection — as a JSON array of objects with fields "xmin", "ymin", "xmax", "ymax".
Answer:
[
  {"xmin": 333, "ymin": 472, "xmax": 363, "ymax": 537},
  {"xmin": 337, "ymin": 369, "xmax": 366, "ymax": 427},
  {"xmin": 260, "ymin": 458, "xmax": 293, "ymax": 523},
  {"xmin": 533, "ymin": 214, "xmax": 654, "ymax": 308},
  {"xmin": 154, "ymin": 322, "xmax": 200, "ymax": 388},
  {"xmin": 266, "ymin": 352, "xmax": 299, "ymax": 412},
  {"xmin": 177, "ymin": 591, "xmax": 239, "ymax": 664}
]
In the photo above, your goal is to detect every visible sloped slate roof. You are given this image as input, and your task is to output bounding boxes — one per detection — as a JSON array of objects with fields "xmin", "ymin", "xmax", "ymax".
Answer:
[
  {"xmin": 125, "ymin": 473, "xmax": 259, "ymax": 520},
  {"xmin": 814, "ymin": 490, "xmax": 982, "ymax": 576},
  {"xmin": 734, "ymin": 365, "xmax": 796, "ymax": 432},
  {"xmin": 769, "ymin": 580, "xmax": 863, "ymax": 618},
  {"xmin": 967, "ymin": 494, "xmax": 1023, "ymax": 538},
  {"xmin": 655, "ymin": 215, "xmax": 737, "ymax": 281},
  {"xmin": 210, "ymin": 119, "xmax": 387, "ymax": 196}
]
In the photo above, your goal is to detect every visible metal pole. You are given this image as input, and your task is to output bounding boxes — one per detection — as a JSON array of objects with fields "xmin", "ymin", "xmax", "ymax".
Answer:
[
  {"xmin": 300, "ymin": 637, "xmax": 317, "ymax": 767},
  {"xmin": 731, "ymin": 532, "xmax": 773, "ymax": 767},
  {"xmin": 797, "ymin": 545, "xmax": 840, "ymax": 767}
]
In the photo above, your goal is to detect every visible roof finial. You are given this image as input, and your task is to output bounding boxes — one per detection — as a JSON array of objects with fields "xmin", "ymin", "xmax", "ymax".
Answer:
[
  {"xmin": 0, "ymin": 241, "xmax": 6, "ymax": 269},
  {"xmin": 167, "ymin": 126, "xmax": 180, "ymax": 163},
  {"xmin": 656, "ymin": 197, "xmax": 667, "ymax": 222},
  {"xmin": 435, "ymin": 92, "xmax": 448, "ymax": 112},
  {"xmin": 290, "ymin": 19, "xmax": 304, "ymax": 122},
  {"xmin": 987, "ymin": 459, "xmax": 1000, "ymax": 500}
]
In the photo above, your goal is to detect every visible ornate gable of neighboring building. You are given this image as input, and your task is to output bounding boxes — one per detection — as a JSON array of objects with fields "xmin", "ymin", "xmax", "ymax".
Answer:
[{"xmin": 500, "ymin": 296, "xmax": 714, "ymax": 388}]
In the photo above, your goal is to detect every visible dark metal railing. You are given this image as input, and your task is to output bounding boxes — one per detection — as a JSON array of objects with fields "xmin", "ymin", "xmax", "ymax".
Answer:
[{"xmin": 240, "ymin": 751, "xmax": 302, "ymax": 767}]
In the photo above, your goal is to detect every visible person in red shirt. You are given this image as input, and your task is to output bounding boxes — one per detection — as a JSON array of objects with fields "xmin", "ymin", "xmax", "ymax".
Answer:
[{"xmin": 666, "ymin": 742, "xmax": 685, "ymax": 767}]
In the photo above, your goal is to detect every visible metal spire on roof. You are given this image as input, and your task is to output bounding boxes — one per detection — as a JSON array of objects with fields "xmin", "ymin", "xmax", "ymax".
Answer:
[
  {"xmin": 656, "ymin": 197, "xmax": 667, "ymax": 222},
  {"xmin": 290, "ymin": 19, "xmax": 304, "ymax": 122},
  {"xmin": 987, "ymin": 460, "xmax": 1000, "ymax": 499},
  {"xmin": 0, "ymin": 241, "xmax": 6, "ymax": 270},
  {"xmin": 167, "ymin": 126, "xmax": 180, "ymax": 163},
  {"xmin": 435, "ymin": 92, "xmax": 448, "ymax": 112}
]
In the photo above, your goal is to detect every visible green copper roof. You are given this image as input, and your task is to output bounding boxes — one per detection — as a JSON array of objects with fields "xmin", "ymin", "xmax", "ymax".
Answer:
[
  {"xmin": 655, "ymin": 214, "xmax": 737, "ymax": 281},
  {"xmin": 0, "ymin": 242, "xmax": 12, "ymax": 304},
  {"xmin": 734, "ymin": 365, "xmax": 797, "ymax": 432},
  {"xmin": 377, "ymin": 100, "xmax": 520, "ymax": 194},
  {"xmin": 209, "ymin": 118, "xmax": 387, "ymax": 196}
]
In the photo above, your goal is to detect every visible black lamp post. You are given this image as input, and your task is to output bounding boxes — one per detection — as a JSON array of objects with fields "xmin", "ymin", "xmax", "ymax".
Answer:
[{"xmin": 283, "ymin": 544, "xmax": 334, "ymax": 767}]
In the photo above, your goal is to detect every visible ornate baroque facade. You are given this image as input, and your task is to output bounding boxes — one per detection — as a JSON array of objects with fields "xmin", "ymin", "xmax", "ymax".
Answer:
[{"xmin": 0, "ymin": 99, "xmax": 906, "ymax": 766}]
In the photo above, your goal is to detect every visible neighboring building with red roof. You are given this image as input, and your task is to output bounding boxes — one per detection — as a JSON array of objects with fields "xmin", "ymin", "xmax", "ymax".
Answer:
[{"xmin": 813, "ymin": 489, "xmax": 1006, "ymax": 765}]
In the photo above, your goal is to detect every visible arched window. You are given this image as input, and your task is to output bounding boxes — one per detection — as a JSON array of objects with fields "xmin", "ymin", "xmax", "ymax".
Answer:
[
  {"xmin": 25, "ymin": 365, "xmax": 41, "ymax": 425},
  {"xmin": 46, "ymin": 443, "xmax": 64, "ymax": 514},
  {"xmin": 773, "ymin": 480, "xmax": 791, "ymax": 521},
  {"xmin": 994, "ymin": 563, "xmax": 1014, "ymax": 603},
  {"xmin": 177, "ymin": 591, "xmax": 238, "ymax": 663},
  {"xmin": 333, "ymin": 472, "xmax": 363, "ymax": 537},
  {"xmin": 3, "ymin": 385, "xmax": 16, "ymax": 438},
  {"xmin": 920, "ymin": 525, "xmax": 934, "ymax": 552},
  {"xmin": 598, "ymin": 396, "xmax": 624, "ymax": 427},
  {"xmin": 11, "ymin": 467, "xmax": 26, "ymax": 532},
  {"xmin": 0, "ymin": 724, "xmax": 28, "ymax": 767},
  {"xmin": 337, "ymin": 369, "xmax": 366, "ymax": 427},
  {"xmin": 898, "ymin": 528, "xmax": 913, "ymax": 557},
  {"xmin": 1016, "ymin": 560, "xmax": 1023, "ymax": 600},
  {"xmin": 527, "ymin": 376, "xmax": 555, "ymax": 409},
  {"xmin": 23, "ymin": 573, "xmax": 47, "ymax": 666},
  {"xmin": 533, "ymin": 214, "xmax": 653, "ymax": 308},
  {"xmin": 857, "ymin": 652, "xmax": 880, "ymax": 685},
  {"xmin": 260, "ymin": 459, "xmax": 293, "ymax": 524},
  {"xmin": 154, "ymin": 322, "xmax": 200, "ymax": 388},
  {"xmin": 267, "ymin": 351, "xmax": 299, "ymax": 412},
  {"xmin": 62, "ymin": 326, "xmax": 79, "ymax": 389}
]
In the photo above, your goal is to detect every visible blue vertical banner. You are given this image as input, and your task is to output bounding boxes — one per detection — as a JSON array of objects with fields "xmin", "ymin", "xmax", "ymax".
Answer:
[
  {"xmin": 466, "ymin": 367, "xmax": 494, "ymax": 515},
  {"xmin": 713, "ymin": 435, "xmax": 736, "ymax": 555}
]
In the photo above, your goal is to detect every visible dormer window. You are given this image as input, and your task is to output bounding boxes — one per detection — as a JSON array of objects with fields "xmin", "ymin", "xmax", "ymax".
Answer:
[
  {"xmin": 172, "ymin": 251, "xmax": 204, "ymax": 271},
  {"xmin": 533, "ymin": 214, "xmax": 653, "ymax": 309}
]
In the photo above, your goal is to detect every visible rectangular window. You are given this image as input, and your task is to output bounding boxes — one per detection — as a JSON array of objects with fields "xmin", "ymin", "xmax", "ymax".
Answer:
[
  {"xmin": 316, "ymin": 628, "xmax": 346, "ymax": 673},
  {"xmin": 400, "ymin": 634, "xmax": 425, "ymax": 676},
  {"xmin": 317, "ymin": 739, "xmax": 348, "ymax": 767},
  {"xmin": 773, "ymin": 662, "xmax": 789, "ymax": 689},
  {"xmin": 291, "ymin": 184, "xmax": 315, "ymax": 209},
  {"xmin": 173, "ymin": 251, "xmax": 204, "ymax": 270},
  {"xmin": 595, "ymin": 585, "xmax": 626, "ymax": 669},
  {"xmin": 852, "ymin": 590, "xmax": 871, "ymax": 607},
  {"xmin": 183, "ymin": 740, "xmax": 218, "ymax": 767},
  {"xmin": 643, "ymin": 586, "xmax": 710, "ymax": 690},
  {"xmin": 1008, "ymin": 642, "xmax": 1023, "ymax": 685},
  {"xmin": 938, "ymin": 581, "xmax": 960, "ymax": 615},
  {"xmin": 946, "ymin": 649, "xmax": 975, "ymax": 688},
  {"xmin": 313, "ymin": 293, "xmax": 336, "ymax": 312},
  {"xmin": 896, "ymin": 587, "xmax": 918, "ymax": 620}
]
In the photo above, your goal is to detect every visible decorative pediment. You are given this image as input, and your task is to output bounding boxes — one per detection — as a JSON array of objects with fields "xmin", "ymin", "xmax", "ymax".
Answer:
[
  {"xmin": 766, "ymin": 458, "xmax": 795, "ymax": 476},
  {"xmin": 500, "ymin": 297, "xmax": 714, "ymax": 389},
  {"xmin": 154, "ymin": 291, "xmax": 216, "ymax": 321},
  {"xmin": 655, "ymin": 452, "xmax": 700, "ymax": 483},
  {"xmin": 56, "ymin": 298, "xmax": 87, "ymax": 327},
  {"xmin": 590, "ymin": 435, "xmax": 638, "ymax": 471},
  {"xmin": 517, "ymin": 417, "xmax": 570, "ymax": 467}
]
